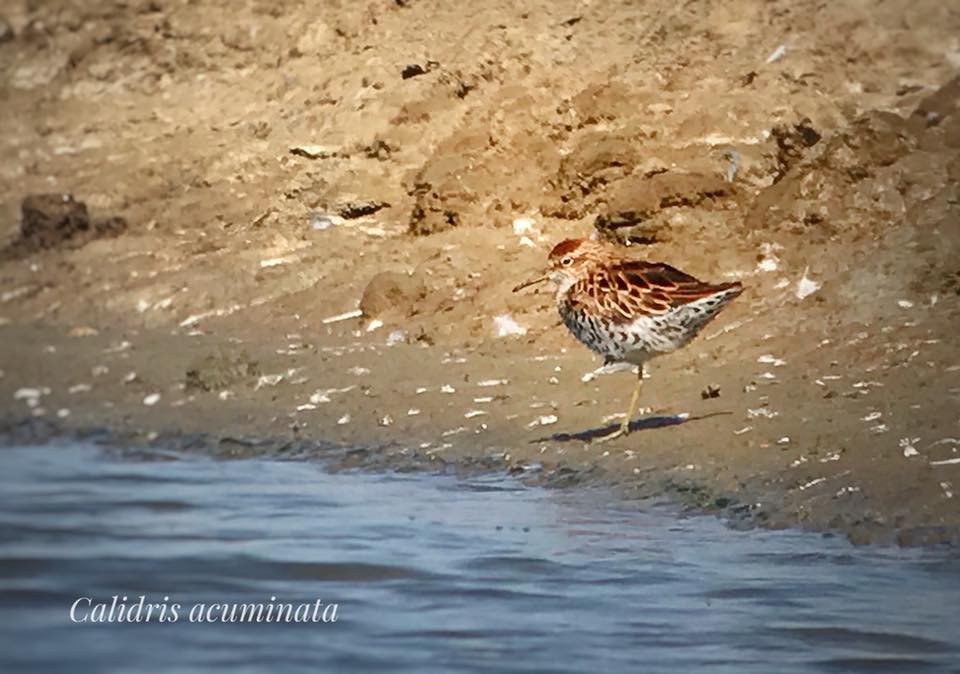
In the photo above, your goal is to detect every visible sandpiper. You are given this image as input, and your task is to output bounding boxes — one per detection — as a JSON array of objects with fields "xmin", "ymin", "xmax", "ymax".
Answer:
[{"xmin": 514, "ymin": 238, "xmax": 743, "ymax": 441}]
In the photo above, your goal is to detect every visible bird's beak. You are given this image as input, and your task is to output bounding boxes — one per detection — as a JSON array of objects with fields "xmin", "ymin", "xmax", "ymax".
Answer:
[{"xmin": 512, "ymin": 274, "xmax": 548, "ymax": 293}]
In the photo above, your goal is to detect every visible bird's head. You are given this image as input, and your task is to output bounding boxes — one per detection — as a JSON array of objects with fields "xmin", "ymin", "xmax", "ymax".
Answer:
[{"xmin": 512, "ymin": 238, "xmax": 607, "ymax": 295}]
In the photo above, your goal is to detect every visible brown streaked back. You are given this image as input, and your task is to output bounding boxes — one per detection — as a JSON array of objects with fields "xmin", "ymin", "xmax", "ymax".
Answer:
[{"xmin": 568, "ymin": 258, "xmax": 743, "ymax": 322}]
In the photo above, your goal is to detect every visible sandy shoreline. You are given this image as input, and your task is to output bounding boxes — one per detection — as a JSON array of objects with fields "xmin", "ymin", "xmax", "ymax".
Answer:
[
  {"xmin": 1, "ymin": 0, "xmax": 959, "ymax": 545},
  {"xmin": 2, "ymin": 310, "xmax": 958, "ymax": 547}
]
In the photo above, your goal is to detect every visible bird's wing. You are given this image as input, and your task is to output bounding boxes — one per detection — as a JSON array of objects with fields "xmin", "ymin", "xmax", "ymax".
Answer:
[{"xmin": 568, "ymin": 260, "xmax": 740, "ymax": 324}]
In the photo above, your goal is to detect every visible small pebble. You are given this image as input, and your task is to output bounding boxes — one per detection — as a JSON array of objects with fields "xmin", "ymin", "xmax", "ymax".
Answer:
[{"xmin": 527, "ymin": 414, "xmax": 558, "ymax": 428}]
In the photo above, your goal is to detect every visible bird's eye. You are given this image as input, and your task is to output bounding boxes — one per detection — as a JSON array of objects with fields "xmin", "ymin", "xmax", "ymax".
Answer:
[{"xmin": 561, "ymin": 257, "xmax": 573, "ymax": 266}]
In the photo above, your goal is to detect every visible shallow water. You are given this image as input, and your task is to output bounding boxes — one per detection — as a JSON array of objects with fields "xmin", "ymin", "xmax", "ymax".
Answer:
[{"xmin": 0, "ymin": 443, "xmax": 958, "ymax": 673}]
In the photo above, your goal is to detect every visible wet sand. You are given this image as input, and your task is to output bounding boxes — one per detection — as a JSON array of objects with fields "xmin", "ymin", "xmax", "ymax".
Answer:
[{"xmin": 1, "ymin": 0, "xmax": 959, "ymax": 544}]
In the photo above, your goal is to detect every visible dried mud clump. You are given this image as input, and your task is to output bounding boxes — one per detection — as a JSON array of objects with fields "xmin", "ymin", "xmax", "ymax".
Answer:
[
  {"xmin": 546, "ymin": 132, "xmax": 643, "ymax": 219},
  {"xmin": 407, "ymin": 152, "xmax": 485, "ymax": 236},
  {"xmin": 405, "ymin": 126, "xmax": 550, "ymax": 235},
  {"xmin": 747, "ymin": 110, "xmax": 919, "ymax": 234},
  {"xmin": 360, "ymin": 271, "xmax": 427, "ymax": 319},
  {"xmin": 563, "ymin": 81, "xmax": 650, "ymax": 129},
  {"xmin": 595, "ymin": 172, "xmax": 734, "ymax": 245},
  {"xmin": 1, "ymin": 194, "xmax": 127, "ymax": 261}
]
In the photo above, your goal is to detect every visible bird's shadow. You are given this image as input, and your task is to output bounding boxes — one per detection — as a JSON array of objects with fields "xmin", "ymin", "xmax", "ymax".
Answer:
[{"xmin": 531, "ymin": 411, "xmax": 732, "ymax": 443}]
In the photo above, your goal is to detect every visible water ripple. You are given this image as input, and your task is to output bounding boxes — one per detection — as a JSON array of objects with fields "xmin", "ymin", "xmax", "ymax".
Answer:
[{"xmin": 1, "ymin": 443, "xmax": 959, "ymax": 673}]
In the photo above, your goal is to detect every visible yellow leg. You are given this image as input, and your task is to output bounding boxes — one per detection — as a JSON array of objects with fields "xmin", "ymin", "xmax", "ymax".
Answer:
[{"xmin": 595, "ymin": 366, "xmax": 644, "ymax": 443}]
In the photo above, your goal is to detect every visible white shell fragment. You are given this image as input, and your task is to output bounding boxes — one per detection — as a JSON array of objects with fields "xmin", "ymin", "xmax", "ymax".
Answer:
[
  {"xmin": 756, "ymin": 242, "xmax": 781, "ymax": 272},
  {"xmin": 723, "ymin": 147, "xmax": 740, "ymax": 183},
  {"xmin": 795, "ymin": 268, "xmax": 821, "ymax": 300},
  {"xmin": 255, "ymin": 374, "xmax": 284, "ymax": 389},
  {"xmin": 14, "ymin": 387, "xmax": 47, "ymax": 401},
  {"xmin": 493, "ymin": 314, "xmax": 527, "ymax": 337},
  {"xmin": 290, "ymin": 145, "xmax": 340, "ymax": 159},
  {"xmin": 747, "ymin": 407, "xmax": 779, "ymax": 419},
  {"xmin": 321, "ymin": 309, "xmax": 363, "ymax": 324},
  {"xmin": 581, "ymin": 361, "xmax": 636, "ymax": 382},
  {"xmin": 143, "ymin": 393, "xmax": 161, "ymax": 406},
  {"xmin": 309, "ymin": 211, "xmax": 345, "ymax": 230},
  {"xmin": 309, "ymin": 386, "xmax": 355, "ymax": 404},
  {"xmin": 798, "ymin": 477, "xmax": 826, "ymax": 491},
  {"xmin": 260, "ymin": 257, "xmax": 295, "ymax": 268},
  {"xmin": 899, "ymin": 437, "xmax": 920, "ymax": 458},
  {"xmin": 765, "ymin": 43, "xmax": 787, "ymax": 64},
  {"xmin": 512, "ymin": 217, "xmax": 536, "ymax": 236},
  {"xmin": 527, "ymin": 414, "xmax": 558, "ymax": 428}
]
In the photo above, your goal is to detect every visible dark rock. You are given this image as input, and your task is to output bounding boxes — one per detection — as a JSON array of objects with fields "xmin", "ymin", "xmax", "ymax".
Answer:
[
  {"xmin": 1, "ymin": 194, "xmax": 128, "ymax": 260},
  {"xmin": 701, "ymin": 384, "xmax": 721, "ymax": 399},
  {"xmin": 335, "ymin": 199, "xmax": 390, "ymax": 219},
  {"xmin": 21, "ymin": 193, "xmax": 91, "ymax": 244},
  {"xmin": 401, "ymin": 61, "xmax": 438, "ymax": 79},
  {"xmin": 401, "ymin": 63, "xmax": 427, "ymax": 79},
  {"xmin": 771, "ymin": 117, "xmax": 822, "ymax": 182},
  {"xmin": 358, "ymin": 138, "xmax": 398, "ymax": 160}
]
